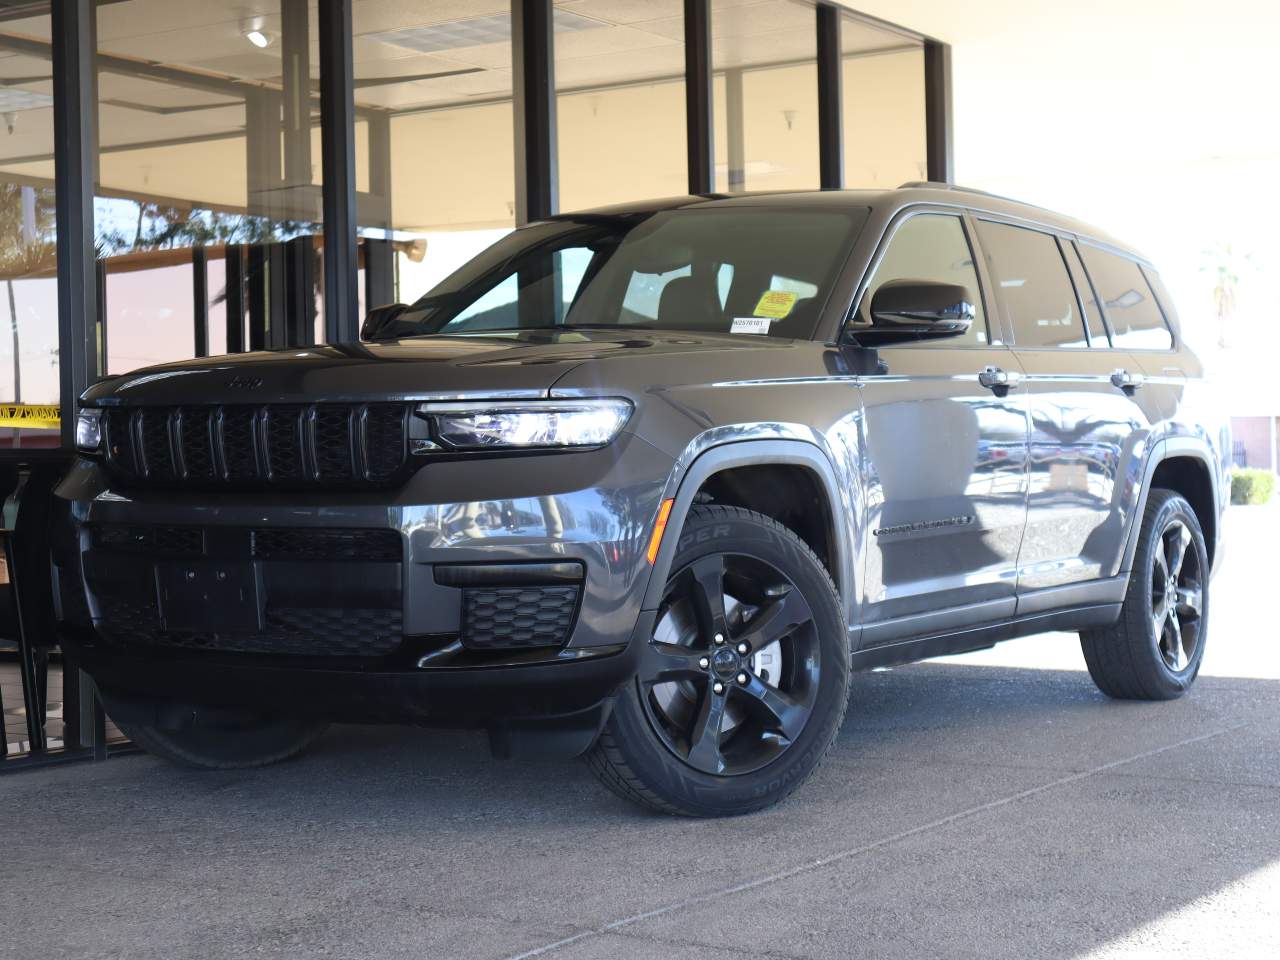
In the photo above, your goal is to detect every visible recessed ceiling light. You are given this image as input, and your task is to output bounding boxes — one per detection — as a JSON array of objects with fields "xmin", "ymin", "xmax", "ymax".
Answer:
[{"xmin": 246, "ymin": 29, "xmax": 272, "ymax": 49}]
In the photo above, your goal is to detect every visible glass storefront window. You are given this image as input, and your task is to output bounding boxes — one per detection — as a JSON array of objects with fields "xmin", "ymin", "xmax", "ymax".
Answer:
[
  {"xmin": 93, "ymin": 0, "xmax": 326, "ymax": 373},
  {"xmin": 842, "ymin": 16, "xmax": 926, "ymax": 188},
  {"xmin": 712, "ymin": 0, "xmax": 819, "ymax": 193},
  {"xmin": 0, "ymin": 14, "xmax": 59, "ymax": 449},
  {"xmin": 554, "ymin": 2, "xmax": 687, "ymax": 211},
  {"xmin": 352, "ymin": 2, "xmax": 516, "ymax": 307}
]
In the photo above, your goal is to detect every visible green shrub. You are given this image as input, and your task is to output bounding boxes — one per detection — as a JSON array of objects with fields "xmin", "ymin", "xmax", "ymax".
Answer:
[{"xmin": 1230, "ymin": 468, "xmax": 1276, "ymax": 505}]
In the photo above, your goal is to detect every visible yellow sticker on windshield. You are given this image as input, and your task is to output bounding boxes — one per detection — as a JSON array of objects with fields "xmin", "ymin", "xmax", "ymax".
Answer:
[{"xmin": 753, "ymin": 290, "xmax": 798, "ymax": 319}]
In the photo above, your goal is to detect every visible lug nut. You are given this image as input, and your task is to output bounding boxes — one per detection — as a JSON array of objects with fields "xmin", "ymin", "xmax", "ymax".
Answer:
[
  {"xmin": 698, "ymin": 657, "xmax": 710, "ymax": 669},
  {"xmin": 712, "ymin": 682, "xmax": 724, "ymax": 695},
  {"xmin": 714, "ymin": 633, "xmax": 725, "ymax": 645},
  {"xmin": 737, "ymin": 672, "xmax": 749, "ymax": 685},
  {"xmin": 737, "ymin": 642, "xmax": 749, "ymax": 655}
]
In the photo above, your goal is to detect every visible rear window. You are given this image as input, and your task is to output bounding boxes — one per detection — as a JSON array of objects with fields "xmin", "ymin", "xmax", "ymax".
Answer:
[{"xmin": 1078, "ymin": 245, "xmax": 1173, "ymax": 350}]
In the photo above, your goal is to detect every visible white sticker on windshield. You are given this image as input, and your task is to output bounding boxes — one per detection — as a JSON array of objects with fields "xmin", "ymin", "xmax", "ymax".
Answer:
[{"xmin": 730, "ymin": 317, "xmax": 772, "ymax": 335}]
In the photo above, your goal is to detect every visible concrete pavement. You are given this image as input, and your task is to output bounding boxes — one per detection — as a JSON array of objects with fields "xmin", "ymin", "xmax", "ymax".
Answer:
[{"xmin": 2, "ymin": 506, "xmax": 1277, "ymax": 959}]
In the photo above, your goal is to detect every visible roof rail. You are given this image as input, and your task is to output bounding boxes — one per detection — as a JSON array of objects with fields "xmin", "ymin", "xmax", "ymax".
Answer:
[{"xmin": 896, "ymin": 181, "xmax": 1056, "ymax": 215}]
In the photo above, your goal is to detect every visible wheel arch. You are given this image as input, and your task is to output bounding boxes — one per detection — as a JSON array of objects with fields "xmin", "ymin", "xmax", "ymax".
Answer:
[
  {"xmin": 642, "ymin": 440, "xmax": 856, "ymax": 620},
  {"xmin": 1121, "ymin": 438, "xmax": 1222, "ymax": 574}
]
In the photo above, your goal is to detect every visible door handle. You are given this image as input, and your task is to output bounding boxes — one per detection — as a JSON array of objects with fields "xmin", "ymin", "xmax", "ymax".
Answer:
[
  {"xmin": 978, "ymin": 366, "xmax": 1021, "ymax": 397},
  {"xmin": 1110, "ymin": 368, "xmax": 1144, "ymax": 394}
]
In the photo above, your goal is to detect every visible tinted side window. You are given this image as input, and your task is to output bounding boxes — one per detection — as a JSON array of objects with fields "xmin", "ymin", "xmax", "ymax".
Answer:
[
  {"xmin": 1062, "ymin": 242, "xmax": 1110, "ymax": 346},
  {"xmin": 975, "ymin": 220, "xmax": 1087, "ymax": 349},
  {"xmin": 859, "ymin": 213, "xmax": 989, "ymax": 346},
  {"xmin": 1079, "ymin": 245, "xmax": 1173, "ymax": 350}
]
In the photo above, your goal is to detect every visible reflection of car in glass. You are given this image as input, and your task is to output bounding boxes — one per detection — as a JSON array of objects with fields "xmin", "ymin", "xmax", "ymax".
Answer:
[{"xmin": 54, "ymin": 185, "xmax": 1228, "ymax": 816}]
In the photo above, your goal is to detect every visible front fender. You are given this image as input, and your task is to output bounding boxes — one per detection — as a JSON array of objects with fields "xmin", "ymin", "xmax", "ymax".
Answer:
[{"xmin": 640, "ymin": 435, "xmax": 859, "ymax": 643}]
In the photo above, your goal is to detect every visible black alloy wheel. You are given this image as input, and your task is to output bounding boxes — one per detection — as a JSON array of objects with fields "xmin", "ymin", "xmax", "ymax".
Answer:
[{"xmin": 586, "ymin": 505, "xmax": 849, "ymax": 816}]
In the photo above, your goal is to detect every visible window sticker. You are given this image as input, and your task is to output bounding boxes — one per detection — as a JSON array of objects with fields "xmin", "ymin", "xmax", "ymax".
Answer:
[
  {"xmin": 730, "ymin": 317, "xmax": 772, "ymax": 335},
  {"xmin": 753, "ymin": 290, "xmax": 798, "ymax": 319}
]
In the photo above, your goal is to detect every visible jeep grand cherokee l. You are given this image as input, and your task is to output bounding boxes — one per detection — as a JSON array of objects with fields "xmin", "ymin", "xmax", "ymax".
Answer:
[{"xmin": 52, "ymin": 184, "xmax": 1228, "ymax": 816}]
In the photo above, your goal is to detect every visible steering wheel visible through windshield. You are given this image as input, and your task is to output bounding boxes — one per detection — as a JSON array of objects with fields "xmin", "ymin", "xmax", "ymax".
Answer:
[{"xmin": 374, "ymin": 206, "xmax": 867, "ymax": 341}]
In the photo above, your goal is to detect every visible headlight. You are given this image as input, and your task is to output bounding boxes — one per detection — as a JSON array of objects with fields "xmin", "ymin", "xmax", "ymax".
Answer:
[
  {"xmin": 418, "ymin": 398, "xmax": 632, "ymax": 450},
  {"xmin": 75, "ymin": 409, "xmax": 103, "ymax": 452}
]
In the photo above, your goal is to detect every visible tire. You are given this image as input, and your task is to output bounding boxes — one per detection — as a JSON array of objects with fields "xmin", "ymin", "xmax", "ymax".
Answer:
[
  {"xmin": 586, "ymin": 505, "xmax": 850, "ymax": 816},
  {"xmin": 1080, "ymin": 489, "xmax": 1209, "ymax": 700},
  {"xmin": 104, "ymin": 695, "xmax": 327, "ymax": 770}
]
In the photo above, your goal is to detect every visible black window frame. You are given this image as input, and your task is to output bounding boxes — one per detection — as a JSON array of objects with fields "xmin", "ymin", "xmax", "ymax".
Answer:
[
  {"xmin": 844, "ymin": 205, "xmax": 996, "ymax": 349},
  {"xmin": 1076, "ymin": 240, "xmax": 1176, "ymax": 353},
  {"xmin": 1061, "ymin": 238, "xmax": 1112, "ymax": 349},
  {"xmin": 971, "ymin": 216, "xmax": 1091, "ymax": 352}
]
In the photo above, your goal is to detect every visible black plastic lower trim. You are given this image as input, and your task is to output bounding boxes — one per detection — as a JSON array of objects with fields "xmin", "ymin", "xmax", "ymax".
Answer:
[{"xmin": 850, "ymin": 603, "xmax": 1123, "ymax": 671}]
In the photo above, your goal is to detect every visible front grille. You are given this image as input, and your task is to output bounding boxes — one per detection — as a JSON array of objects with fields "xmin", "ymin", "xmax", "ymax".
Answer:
[
  {"xmin": 97, "ymin": 598, "xmax": 402, "ymax": 658},
  {"xmin": 461, "ymin": 585, "xmax": 580, "ymax": 650},
  {"xmin": 101, "ymin": 402, "xmax": 414, "ymax": 489}
]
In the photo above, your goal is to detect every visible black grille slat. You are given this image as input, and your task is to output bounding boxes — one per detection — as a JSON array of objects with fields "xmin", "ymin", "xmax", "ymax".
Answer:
[
  {"xmin": 104, "ymin": 410, "xmax": 139, "ymax": 476},
  {"xmin": 313, "ymin": 406, "xmax": 355, "ymax": 479},
  {"xmin": 264, "ymin": 405, "xmax": 305, "ymax": 480},
  {"xmin": 139, "ymin": 409, "xmax": 176, "ymax": 480},
  {"xmin": 178, "ymin": 407, "xmax": 216, "ymax": 479},
  {"xmin": 100, "ymin": 402, "xmax": 413, "ymax": 489},
  {"xmin": 363, "ymin": 404, "xmax": 408, "ymax": 481},
  {"xmin": 219, "ymin": 406, "xmax": 261, "ymax": 481}
]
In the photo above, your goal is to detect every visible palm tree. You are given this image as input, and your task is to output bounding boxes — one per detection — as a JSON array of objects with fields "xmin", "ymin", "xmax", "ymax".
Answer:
[{"xmin": 1201, "ymin": 242, "xmax": 1256, "ymax": 350}]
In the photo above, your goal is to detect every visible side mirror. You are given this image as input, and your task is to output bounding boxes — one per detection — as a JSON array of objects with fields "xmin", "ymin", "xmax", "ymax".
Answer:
[
  {"xmin": 847, "ymin": 280, "xmax": 975, "ymax": 347},
  {"xmin": 361, "ymin": 302, "xmax": 409, "ymax": 342}
]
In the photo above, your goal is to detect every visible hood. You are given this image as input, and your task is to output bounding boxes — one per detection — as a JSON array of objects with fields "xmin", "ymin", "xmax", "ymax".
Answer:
[{"xmin": 81, "ymin": 328, "xmax": 792, "ymax": 406}]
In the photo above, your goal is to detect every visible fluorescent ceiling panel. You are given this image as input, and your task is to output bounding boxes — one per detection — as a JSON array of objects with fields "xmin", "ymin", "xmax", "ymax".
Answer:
[{"xmin": 367, "ymin": 9, "xmax": 605, "ymax": 55}]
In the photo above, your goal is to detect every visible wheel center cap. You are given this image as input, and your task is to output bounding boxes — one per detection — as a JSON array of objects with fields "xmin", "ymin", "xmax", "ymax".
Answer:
[{"xmin": 711, "ymin": 646, "xmax": 741, "ymax": 679}]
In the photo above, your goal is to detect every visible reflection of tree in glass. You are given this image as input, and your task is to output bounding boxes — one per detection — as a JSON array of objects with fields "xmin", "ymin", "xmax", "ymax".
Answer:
[
  {"xmin": 94, "ymin": 201, "xmax": 315, "ymax": 258},
  {"xmin": 1200, "ymin": 242, "xmax": 1256, "ymax": 350},
  {"xmin": 0, "ymin": 183, "xmax": 58, "ymax": 403}
]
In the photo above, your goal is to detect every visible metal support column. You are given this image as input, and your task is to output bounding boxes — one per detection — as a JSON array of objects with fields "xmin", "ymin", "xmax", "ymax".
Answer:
[
  {"xmin": 816, "ymin": 5, "xmax": 844, "ymax": 189},
  {"xmin": 512, "ymin": 0, "xmax": 558, "ymax": 224},
  {"xmin": 280, "ymin": 0, "xmax": 313, "ymax": 188},
  {"xmin": 247, "ymin": 244, "xmax": 267, "ymax": 352},
  {"xmin": 924, "ymin": 40, "xmax": 954, "ymax": 184},
  {"xmin": 318, "ymin": 0, "xmax": 360, "ymax": 343},
  {"xmin": 684, "ymin": 0, "xmax": 714, "ymax": 195},
  {"xmin": 724, "ymin": 69, "xmax": 745, "ymax": 192},
  {"xmin": 225, "ymin": 245, "xmax": 246, "ymax": 353},
  {"xmin": 51, "ymin": 0, "xmax": 99, "ymax": 445},
  {"xmin": 192, "ymin": 247, "xmax": 209, "ymax": 358},
  {"xmin": 284, "ymin": 236, "xmax": 317, "ymax": 347}
]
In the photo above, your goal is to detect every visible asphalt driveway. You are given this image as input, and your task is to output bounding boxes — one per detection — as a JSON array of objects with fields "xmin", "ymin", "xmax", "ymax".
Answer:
[{"xmin": 2, "ymin": 507, "xmax": 1278, "ymax": 959}]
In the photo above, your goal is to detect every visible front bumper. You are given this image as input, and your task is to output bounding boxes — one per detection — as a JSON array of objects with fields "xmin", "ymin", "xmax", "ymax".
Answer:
[{"xmin": 51, "ymin": 433, "xmax": 673, "ymax": 733}]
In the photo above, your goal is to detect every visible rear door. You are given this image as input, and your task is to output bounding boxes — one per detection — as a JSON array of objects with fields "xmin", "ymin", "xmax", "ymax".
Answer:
[
  {"xmin": 974, "ymin": 219, "xmax": 1158, "ymax": 606},
  {"xmin": 854, "ymin": 210, "xmax": 1030, "ymax": 645}
]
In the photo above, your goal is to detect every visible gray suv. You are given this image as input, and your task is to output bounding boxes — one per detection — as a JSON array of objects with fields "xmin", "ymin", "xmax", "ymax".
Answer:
[{"xmin": 54, "ymin": 184, "xmax": 1228, "ymax": 816}]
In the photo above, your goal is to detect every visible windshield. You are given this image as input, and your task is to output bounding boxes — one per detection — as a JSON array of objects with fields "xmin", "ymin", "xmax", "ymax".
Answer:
[{"xmin": 374, "ymin": 206, "xmax": 867, "ymax": 341}]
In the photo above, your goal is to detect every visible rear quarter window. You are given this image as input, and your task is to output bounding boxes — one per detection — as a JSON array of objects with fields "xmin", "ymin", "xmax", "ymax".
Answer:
[{"xmin": 1078, "ymin": 245, "xmax": 1173, "ymax": 350}]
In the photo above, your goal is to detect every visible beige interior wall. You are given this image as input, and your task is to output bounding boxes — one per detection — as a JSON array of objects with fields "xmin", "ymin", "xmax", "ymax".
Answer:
[
  {"xmin": 557, "ymin": 78, "xmax": 688, "ymax": 213},
  {"xmin": 98, "ymin": 137, "xmax": 249, "ymax": 210},
  {"xmin": 842, "ymin": 49, "xmax": 927, "ymax": 188},
  {"xmin": 389, "ymin": 103, "xmax": 515, "ymax": 232}
]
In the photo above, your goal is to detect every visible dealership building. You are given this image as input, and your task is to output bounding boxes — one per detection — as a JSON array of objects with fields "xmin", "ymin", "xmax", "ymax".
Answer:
[{"xmin": 0, "ymin": 0, "xmax": 949, "ymax": 764}]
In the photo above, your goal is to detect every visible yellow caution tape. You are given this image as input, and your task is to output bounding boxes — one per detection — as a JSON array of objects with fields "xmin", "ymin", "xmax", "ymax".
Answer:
[{"xmin": 0, "ymin": 404, "xmax": 61, "ymax": 430}]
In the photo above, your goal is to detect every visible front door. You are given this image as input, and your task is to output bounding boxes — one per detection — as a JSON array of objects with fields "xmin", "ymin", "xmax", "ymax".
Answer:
[{"xmin": 854, "ymin": 212, "xmax": 1030, "ymax": 644}]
